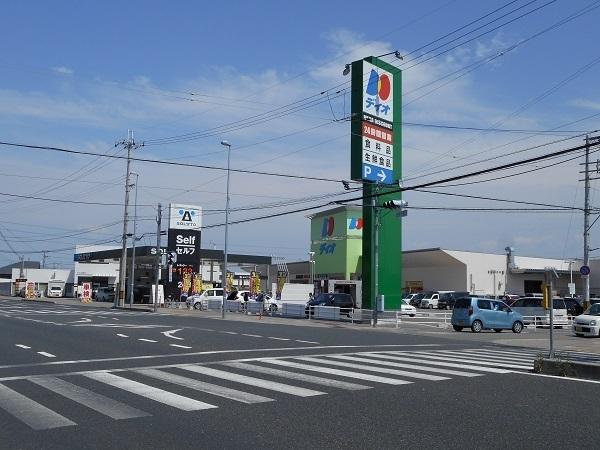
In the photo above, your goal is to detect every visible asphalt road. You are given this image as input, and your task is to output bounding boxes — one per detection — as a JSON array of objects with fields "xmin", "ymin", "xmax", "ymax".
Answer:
[{"xmin": 0, "ymin": 297, "xmax": 598, "ymax": 449}]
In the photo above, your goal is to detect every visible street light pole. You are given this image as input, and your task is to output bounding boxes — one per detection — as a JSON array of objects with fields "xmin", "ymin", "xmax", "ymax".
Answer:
[
  {"xmin": 221, "ymin": 140, "xmax": 232, "ymax": 319},
  {"xmin": 128, "ymin": 172, "xmax": 139, "ymax": 308},
  {"xmin": 308, "ymin": 251, "xmax": 315, "ymax": 287}
]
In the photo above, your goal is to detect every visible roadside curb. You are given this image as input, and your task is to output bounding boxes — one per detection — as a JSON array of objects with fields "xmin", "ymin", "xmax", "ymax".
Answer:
[
  {"xmin": 113, "ymin": 306, "xmax": 155, "ymax": 313},
  {"xmin": 20, "ymin": 299, "xmax": 56, "ymax": 305},
  {"xmin": 534, "ymin": 358, "xmax": 600, "ymax": 380}
]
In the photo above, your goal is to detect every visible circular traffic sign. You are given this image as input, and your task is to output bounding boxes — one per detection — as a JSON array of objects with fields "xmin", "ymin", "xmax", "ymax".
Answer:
[{"xmin": 580, "ymin": 265, "xmax": 591, "ymax": 276}]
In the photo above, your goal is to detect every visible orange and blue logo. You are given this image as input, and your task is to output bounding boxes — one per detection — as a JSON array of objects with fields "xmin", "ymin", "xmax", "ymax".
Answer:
[
  {"xmin": 348, "ymin": 217, "xmax": 363, "ymax": 230},
  {"xmin": 321, "ymin": 216, "xmax": 335, "ymax": 238},
  {"xmin": 366, "ymin": 70, "xmax": 391, "ymax": 101}
]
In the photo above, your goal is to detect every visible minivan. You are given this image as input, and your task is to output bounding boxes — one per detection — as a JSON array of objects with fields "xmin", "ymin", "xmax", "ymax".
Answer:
[
  {"xmin": 451, "ymin": 297, "xmax": 524, "ymax": 333},
  {"xmin": 510, "ymin": 297, "xmax": 568, "ymax": 327},
  {"xmin": 420, "ymin": 291, "xmax": 453, "ymax": 309},
  {"xmin": 437, "ymin": 291, "xmax": 470, "ymax": 310},
  {"xmin": 186, "ymin": 288, "xmax": 224, "ymax": 310}
]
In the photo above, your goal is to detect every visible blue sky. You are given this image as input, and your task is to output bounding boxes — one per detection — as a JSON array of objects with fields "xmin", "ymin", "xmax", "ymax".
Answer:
[{"xmin": 1, "ymin": 0, "xmax": 600, "ymax": 268}]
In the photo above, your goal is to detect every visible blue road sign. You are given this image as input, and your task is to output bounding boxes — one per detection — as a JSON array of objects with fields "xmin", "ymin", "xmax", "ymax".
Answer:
[
  {"xmin": 362, "ymin": 164, "xmax": 394, "ymax": 184},
  {"xmin": 580, "ymin": 265, "xmax": 590, "ymax": 276}
]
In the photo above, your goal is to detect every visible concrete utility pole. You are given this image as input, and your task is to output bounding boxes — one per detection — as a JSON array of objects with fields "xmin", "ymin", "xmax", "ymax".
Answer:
[
  {"xmin": 584, "ymin": 135, "xmax": 591, "ymax": 309},
  {"xmin": 116, "ymin": 130, "xmax": 141, "ymax": 308},
  {"xmin": 128, "ymin": 172, "xmax": 139, "ymax": 308},
  {"xmin": 41, "ymin": 251, "xmax": 47, "ymax": 269},
  {"xmin": 220, "ymin": 140, "xmax": 232, "ymax": 319},
  {"xmin": 154, "ymin": 203, "xmax": 162, "ymax": 313},
  {"xmin": 372, "ymin": 185, "xmax": 380, "ymax": 327}
]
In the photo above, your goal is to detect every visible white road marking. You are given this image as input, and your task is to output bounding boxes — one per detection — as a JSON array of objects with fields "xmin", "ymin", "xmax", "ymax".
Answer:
[
  {"xmin": 37, "ymin": 352, "xmax": 56, "ymax": 358},
  {"xmin": 241, "ymin": 334, "xmax": 262, "ymax": 338},
  {"xmin": 170, "ymin": 344, "xmax": 192, "ymax": 349},
  {"xmin": 29, "ymin": 376, "xmax": 149, "ymax": 420},
  {"xmin": 179, "ymin": 365, "xmax": 325, "ymax": 397},
  {"xmin": 295, "ymin": 340, "xmax": 320, "ymax": 344},
  {"xmin": 407, "ymin": 352, "xmax": 532, "ymax": 370},
  {"xmin": 221, "ymin": 331, "xmax": 238, "ymax": 335},
  {"xmin": 15, "ymin": 344, "xmax": 31, "ymax": 349},
  {"xmin": 138, "ymin": 339, "xmax": 158, "ymax": 343},
  {"xmin": 136, "ymin": 368, "xmax": 273, "ymax": 404},
  {"xmin": 329, "ymin": 354, "xmax": 482, "ymax": 378},
  {"xmin": 116, "ymin": 334, "xmax": 128, "ymax": 338},
  {"xmin": 84, "ymin": 372, "xmax": 216, "ymax": 411},
  {"xmin": 268, "ymin": 337, "xmax": 290, "ymax": 341},
  {"xmin": 161, "ymin": 329, "xmax": 184, "ymax": 340},
  {"xmin": 223, "ymin": 361, "xmax": 371, "ymax": 390},
  {"xmin": 262, "ymin": 359, "xmax": 412, "ymax": 385},
  {"xmin": 363, "ymin": 353, "xmax": 511, "ymax": 374},
  {"xmin": 68, "ymin": 318, "xmax": 92, "ymax": 324},
  {"xmin": 440, "ymin": 350, "xmax": 533, "ymax": 363},
  {"xmin": 295, "ymin": 356, "xmax": 449, "ymax": 381},
  {"xmin": 0, "ymin": 383, "xmax": 76, "ymax": 430}
]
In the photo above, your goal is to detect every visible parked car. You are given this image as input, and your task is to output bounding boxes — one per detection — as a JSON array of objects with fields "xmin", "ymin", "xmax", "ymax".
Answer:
[
  {"xmin": 510, "ymin": 297, "xmax": 568, "ymax": 327},
  {"xmin": 572, "ymin": 303, "xmax": 600, "ymax": 337},
  {"xmin": 400, "ymin": 299, "xmax": 416, "ymax": 317},
  {"xmin": 409, "ymin": 293, "xmax": 425, "ymax": 307},
  {"xmin": 451, "ymin": 297, "xmax": 524, "ymax": 333},
  {"xmin": 305, "ymin": 293, "xmax": 355, "ymax": 317},
  {"xmin": 186, "ymin": 288, "xmax": 224, "ymax": 310},
  {"xmin": 560, "ymin": 297, "xmax": 584, "ymax": 317},
  {"xmin": 437, "ymin": 291, "xmax": 470, "ymax": 310},
  {"xmin": 95, "ymin": 287, "xmax": 115, "ymax": 302},
  {"xmin": 420, "ymin": 291, "xmax": 453, "ymax": 309}
]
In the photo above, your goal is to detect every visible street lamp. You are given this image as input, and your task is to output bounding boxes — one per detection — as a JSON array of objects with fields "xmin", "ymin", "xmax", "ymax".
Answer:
[
  {"xmin": 128, "ymin": 172, "xmax": 139, "ymax": 307},
  {"xmin": 308, "ymin": 251, "xmax": 315, "ymax": 288},
  {"xmin": 221, "ymin": 140, "xmax": 232, "ymax": 319}
]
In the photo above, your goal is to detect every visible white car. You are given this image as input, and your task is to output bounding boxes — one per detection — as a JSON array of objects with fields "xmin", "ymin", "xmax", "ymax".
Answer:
[
  {"xmin": 572, "ymin": 303, "xmax": 600, "ymax": 337},
  {"xmin": 186, "ymin": 288, "xmax": 224, "ymax": 310},
  {"xmin": 400, "ymin": 300, "xmax": 416, "ymax": 317}
]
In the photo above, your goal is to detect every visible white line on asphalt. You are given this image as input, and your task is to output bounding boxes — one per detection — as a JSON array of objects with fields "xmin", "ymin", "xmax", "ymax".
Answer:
[
  {"xmin": 394, "ymin": 352, "xmax": 532, "ymax": 370},
  {"xmin": 262, "ymin": 359, "xmax": 413, "ymax": 385},
  {"xmin": 221, "ymin": 331, "xmax": 238, "ymax": 335},
  {"xmin": 295, "ymin": 356, "xmax": 450, "ymax": 381},
  {"xmin": 295, "ymin": 340, "xmax": 320, "ymax": 344},
  {"xmin": 116, "ymin": 334, "xmax": 128, "ymax": 338},
  {"xmin": 367, "ymin": 353, "xmax": 511, "ymax": 374},
  {"xmin": 138, "ymin": 339, "xmax": 158, "ymax": 343},
  {"xmin": 68, "ymin": 318, "xmax": 92, "ymax": 324},
  {"xmin": 84, "ymin": 372, "xmax": 216, "ymax": 411},
  {"xmin": 37, "ymin": 352, "xmax": 56, "ymax": 358},
  {"xmin": 432, "ymin": 350, "xmax": 533, "ymax": 364},
  {"xmin": 136, "ymin": 368, "xmax": 274, "ymax": 404},
  {"xmin": 169, "ymin": 344, "xmax": 192, "ymax": 349},
  {"xmin": 179, "ymin": 365, "xmax": 325, "ymax": 397},
  {"xmin": 241, "ymin": 334, "xmax": 262, "ymax": 338},
  {"xmin": 514, "ymin": 371, "xmax": 600, "ymax": 384},
  {"xmin": 223, "ymin": 361, "xmax": 371, "ymax": 390},
  {"xmin": 161, "ymin": 329, "xmax": 184, "ymax": 340},
  {"xmin": 268, "ymin": 337, "xmax": 290, "ymax": 341},
  {"xmin": 28, "ymin": 376, "xmax": 149, "ymax": 420},
  {"xmin": 0, "ymin": 383, "xmax": 76, "ymax": 430},
  {"xmin": 15, "ymin": 344, "xmax": 31, "ymax": 349}
]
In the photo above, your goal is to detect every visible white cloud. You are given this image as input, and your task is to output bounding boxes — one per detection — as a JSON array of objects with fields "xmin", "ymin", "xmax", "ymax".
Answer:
[{"xmin": 52, "ymin": 66, "xmax": 73, "ymax": 75}]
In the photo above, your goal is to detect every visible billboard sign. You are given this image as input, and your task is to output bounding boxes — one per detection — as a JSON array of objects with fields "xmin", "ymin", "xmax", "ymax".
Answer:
[{"xmin": 169, "ymin": 204, "xmax": 202, "ymax": 230}]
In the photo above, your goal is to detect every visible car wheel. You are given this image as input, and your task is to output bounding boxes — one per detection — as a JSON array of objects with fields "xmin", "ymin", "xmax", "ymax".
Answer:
[
  {"xmin": 453, "ymin": 325, "xmax": 463, "ymax": 332},
  {"xmin": 269, "ymin": 304, "xmax": 278, "ymax": 312},
  {"xmin": 512, "ymin": 321, "xmax": 523, "ymax": 334},
  {"xmin": 428, "ymin": 304, "xmax": 433, "ymax": 309},
  {"xmin": 193, "ymin": 302, "xmax": 202, "ymax": 310},
  {"xmin": 471, "ymin": 320, "xmax": 483, "ymax": 333},
  {"xmin": 493, "ymin": 329, "xmax": 503, "ymax": 333}
]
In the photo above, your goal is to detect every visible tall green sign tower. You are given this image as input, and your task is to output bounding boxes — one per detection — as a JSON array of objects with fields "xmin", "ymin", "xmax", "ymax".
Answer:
[{"xmin": 350, "ymin": 56, "xmax": 403, "ymax": 311}]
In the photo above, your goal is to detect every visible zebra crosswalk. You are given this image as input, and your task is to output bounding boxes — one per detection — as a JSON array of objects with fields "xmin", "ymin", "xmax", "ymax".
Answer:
[
  {"xmin": 0, "ymin": 307, "xmax": 156, "ymax": 317},
  {"xmin": 0, "ymin": 347, "xmax": 550, "ymax": 431}
]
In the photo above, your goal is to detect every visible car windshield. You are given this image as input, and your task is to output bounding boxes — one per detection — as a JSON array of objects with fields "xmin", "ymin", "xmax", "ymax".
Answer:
[
  {"xmin": 313, "ymin": 293, "xmax": 334, "ymax": 303},
  {"xmin": 585, "ymin": 304, "xmax": 600, "ymax": 316},
  {"xmin": 50, "ymin": 287, "xmax": 61, "ymax": 291}
]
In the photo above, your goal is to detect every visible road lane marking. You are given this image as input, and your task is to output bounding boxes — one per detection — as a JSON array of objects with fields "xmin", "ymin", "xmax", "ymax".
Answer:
[
  {"xmin": 295, "ymin": 340, "xmax": 320, "ymax": 344},
  {"xmin": 15, "ymin": 344, "xmax": 31, "ymax": 349},
  {"xmin": 262, "ymin": 359, "xmax": 413, "ymax": 385},
  {"xmin": 295, "ymin": 356, "xmax": 449, "ymax": 381},
  {"xmin": 29, "ymin": 376, "xmax": 149, "ymax": 420},
  {"xmin": 116, "ymin": 334, "xmax": 128, "ymax": 338},
  {"xmin": 179, "ymin": 365, "xmax": 325, "ymax": 397},
  {"xmin": 0, "ymin": 383, "xmax": 76, "ymax": 430},
  {"xmin": 84, "ymin": 372, "xmax": 216, "ymax": 411},
  {"xmin": 136, "ymin": 368, "xmax": 273, "ymax": 404},
  {"xmin": 437, "ymin": 350, "xmax": 533, "ymax": 363},
  {"xmin": 37, "ymin": 352, "xmax": 56, "ymax": 358},
  {"xmin": 377, "ymin": 353, "xmax": 511, "ymax": 373},
  {"xmin": 138, "ymin": 339, "xmax": 158, "ymax": 343},
  {"xmin": 222, "ymin": 361, "xmax": 371, "ymax": 390},
  {"xmin": 170, "ymin": 344, "xmax": 192, "ymax": 349},
  {"xmin": 68, "ymin": 318, "xmax": 92, "ymax": 324},
  {"xmin": 406, "ymin": 352, "xmax": 532, "ymax": 370},
  {"xmin": 268, "ymin": 337, "xmax": 290, "ymax": 341},
  {"xmin": 241, "ymin": 334, "xmax": 262, "ymax": 338},
  {"xmin": 161, "ymin": 329, "xmax": 184, "ymax": 340},
  {"xmin": 221, "ymin": 331, "xmax": 238, "ymax": 335},
  {"xmin": 328, "ymin": 354, "xmax": 482, "ymax": 378}
]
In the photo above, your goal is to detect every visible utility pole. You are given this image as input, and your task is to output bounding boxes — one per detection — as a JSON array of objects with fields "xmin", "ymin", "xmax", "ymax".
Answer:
[
  {"xmin": 128, "ymin": 172, "xmax": 139, "ymax": 308},
  {"xmin": 372, "ymin": 185, "xmax": 380, "ymax": 327},
  {"xmin": 581, "ymin": 135, "xmax": 600, "ymax": 309},
  {"xmin": 41, "ymin": 251, "xmax": 47, "ymax": 269},
  {"xmin": 154, "ymin": 203, "xmax": 162, "ymax": 313},
  {"xmin": 116, "ymin": 130, "xmax": 141, "ymax": 308}
]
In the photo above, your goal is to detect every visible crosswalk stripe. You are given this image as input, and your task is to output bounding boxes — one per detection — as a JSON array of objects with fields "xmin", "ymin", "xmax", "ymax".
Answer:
[
  {"xmin": 0, "ymin": 383, "xmax": 76, "ymax": 430},
  {"xmin": 450, "ymin": 349, "xmax": 534, "ymax": 361},
  {"xmin": 29, "ymin": 376, "xmax": 149, "ymax": 419},
  {"xmin": 371, "ymin": 353, "xmax": 511, "ymax": 373},
  {"xmin": 84, "ymin": 372, "xmax": 216, "ymax": 411},
  {"xmin": 295, "ymin": 356, "xmax": 449, "ymax": 381},
  {"xmin": 397, "ymin": 352, "xmax": 532, "ymax": 369},
  {"xmin": 178, "ymin": 365, "xmax": 325, "ymax": 397},
  {"xmin": 261, "ymin": 359, "xmax": 413, "ymax": 385},
  {"xmin": 135, "ymin": 368, "xmax": 273, "ymax": 404},
  {"xmin": 472, "ymin": 348, "xmax": 539, "ymax": 358},
  {"xmin": 432, "ymin": 350, "xmax": 533, "ymax": 363},
  {"xmin": 222, "ymin": 362, "xmax": 371, "ymax": 390},
  {"xmin": 331, "ymin": 354, "xmax": 482, "ymax": 377}
]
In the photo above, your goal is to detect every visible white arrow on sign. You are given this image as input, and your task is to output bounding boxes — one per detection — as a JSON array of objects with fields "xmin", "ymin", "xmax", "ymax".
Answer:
[{"xmin": 377, "ymin": 170, "xmax": 387, "ymax": 182}]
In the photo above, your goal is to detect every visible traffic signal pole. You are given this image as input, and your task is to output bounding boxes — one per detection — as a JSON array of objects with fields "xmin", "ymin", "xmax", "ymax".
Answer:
[{"xmin": 153, "ymin": 203, "xmax": 162, "ymax": 313}]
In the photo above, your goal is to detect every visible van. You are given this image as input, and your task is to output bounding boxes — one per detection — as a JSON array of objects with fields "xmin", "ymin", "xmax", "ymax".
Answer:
[
  {"xmin": 186, "ymin": 288, "xmax": 224, "ymax": 310},
  {"xmin": 437, "ymin": 291, "xmax": 470, "ymax": 310},
  {"xmin": 510, "ymin": 297, "xmax": 568, "ymax": 327},
  {"xmin": 451, "ymin": 297, "xmax": 524, "ymax": 333},
  {"xmin": 419, "ymin": 291, "xmax": 453, "ymax": 309}
]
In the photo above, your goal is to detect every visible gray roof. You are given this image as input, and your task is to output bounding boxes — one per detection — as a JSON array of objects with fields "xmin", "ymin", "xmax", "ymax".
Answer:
[{"xmin": 0, "ymin": 261, "xmax": 40, "ymax": 276}]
